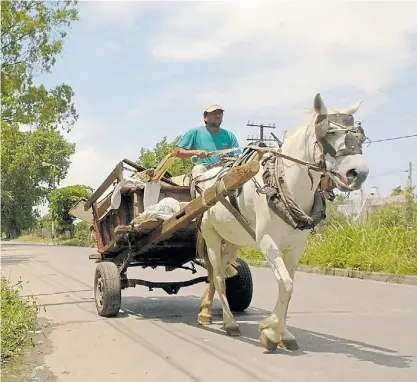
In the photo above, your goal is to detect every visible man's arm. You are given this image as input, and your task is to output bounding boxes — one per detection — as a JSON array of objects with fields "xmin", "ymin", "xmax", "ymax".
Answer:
[
  {"xmin": 172, "ymin": 147, "xmax": 209, "ymax": 159},
  {"xmin": 172, "ymin": 129, "xmax": 209, "ymax": 159}
]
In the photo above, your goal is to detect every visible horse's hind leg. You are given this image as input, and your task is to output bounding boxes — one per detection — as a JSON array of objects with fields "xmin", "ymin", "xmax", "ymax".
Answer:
[
  {"xmin": 202, "ymin": 224, "xmax": 240, "ymax": 336},
  {"xmin": 197, "ymin": 240, "xmax": 238, "ymax": 326},
  {"xmin": 198, "ymin": 282, "xmax": 215, "ymax": 325}
]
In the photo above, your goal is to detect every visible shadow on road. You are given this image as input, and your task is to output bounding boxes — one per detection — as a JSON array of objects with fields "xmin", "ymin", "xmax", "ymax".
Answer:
[
  {"xmin": 118, "ymin": 294, "xmax": 413, "ymax": 369},
  {"xmin": 1, "ymin": 254, "xmax": 48, "ymax": 265}
]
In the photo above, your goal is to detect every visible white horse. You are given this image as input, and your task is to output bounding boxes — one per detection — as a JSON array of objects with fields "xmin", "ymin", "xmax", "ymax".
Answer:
[{"xmin": 192, "ymin": 93, "xmax": 369, "ymax": 351}]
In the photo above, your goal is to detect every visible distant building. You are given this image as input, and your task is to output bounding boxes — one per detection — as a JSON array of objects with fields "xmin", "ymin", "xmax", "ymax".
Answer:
[{"xmin": 336, "ymin": 186, "xmax": 412, "ymax": 219}]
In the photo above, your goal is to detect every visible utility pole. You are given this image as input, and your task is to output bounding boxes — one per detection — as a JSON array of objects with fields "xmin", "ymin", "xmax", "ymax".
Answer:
[
  {"xmin": 408, "ymin": 161, "xmax": 413, "ymax": 189},
  {"xmin": 246, "ymin": 121, "xmax": 277, "ymax": 146},
  {"xmin": 42, "ymin": 162, "xmax": 56, "ymax": 239},
  {"xmin": 406, "ymin": 161, "xmax": 414, "ymax": 226}
]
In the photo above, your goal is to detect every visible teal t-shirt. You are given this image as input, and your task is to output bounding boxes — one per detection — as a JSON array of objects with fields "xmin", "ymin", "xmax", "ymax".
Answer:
[{"xmin": 176, "ymin": 126, "xmax": 241, "ymax": 165}]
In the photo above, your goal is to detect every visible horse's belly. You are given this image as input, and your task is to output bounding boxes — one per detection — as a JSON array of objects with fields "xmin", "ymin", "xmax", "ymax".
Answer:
[{"xmin": 211, "ymin": 219, "xmax": 255, "ymax": 247}]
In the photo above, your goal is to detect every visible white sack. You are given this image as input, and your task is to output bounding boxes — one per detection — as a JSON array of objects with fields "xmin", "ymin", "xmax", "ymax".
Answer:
[{"xmin": 130, "ymin": 197, "xmax": 189, "ymax": 225}]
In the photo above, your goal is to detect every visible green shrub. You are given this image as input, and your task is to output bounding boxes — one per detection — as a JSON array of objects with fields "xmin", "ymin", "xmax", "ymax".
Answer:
[
  {"xmin": 1, "ymin": 277, "xmax": 39, "ymax": 360},
  {"xmin": 239, "ymin": 199, "xmax": 417, "ymax": 276}
]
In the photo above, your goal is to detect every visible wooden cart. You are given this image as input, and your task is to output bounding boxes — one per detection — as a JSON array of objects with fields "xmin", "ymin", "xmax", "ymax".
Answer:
[{"xmin": 70, "ymin": 158, "xmax": 260, "ymax": 318}]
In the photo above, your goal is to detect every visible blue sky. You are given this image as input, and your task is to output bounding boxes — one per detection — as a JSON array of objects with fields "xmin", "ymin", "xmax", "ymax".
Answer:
[{"xmin": 37, "ymin": 0, "xmax": 417, "ymax": 201}]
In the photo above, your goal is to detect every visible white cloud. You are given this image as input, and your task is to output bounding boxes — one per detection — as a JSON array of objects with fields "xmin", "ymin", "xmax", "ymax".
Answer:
[
  {"xmin": 65, "ymin": 116, "xmax": 105, "ymax": 144},
  {"xmin": 61, "ymin": 116, "xmax": 124, "ymax": 190},
  {"xmin": 60, "ymin": 145, "xmax": 118, "ymax": 190},
  {"xmin": 148, "ymin": 2, "xmax": 417, "ymax": 114},
  {"xmin": 81, "ymin": 0, "xmax": 145, "ymax": 28}
]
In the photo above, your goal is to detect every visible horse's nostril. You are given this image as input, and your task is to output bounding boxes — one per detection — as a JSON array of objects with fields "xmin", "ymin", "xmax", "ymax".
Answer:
[{"xmin": 346, "ymin": 169, "xmax": 358, "ymax": 180}]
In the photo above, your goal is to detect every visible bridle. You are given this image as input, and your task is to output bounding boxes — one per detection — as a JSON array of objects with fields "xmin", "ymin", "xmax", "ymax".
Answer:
[
  {"xmin": 314, "ymin": 113, "xmax": 366, "ymax": 166},
  {"xmin": 189, "ymin": 112, "xmax": 367, "ymax": 198},
  {"xmin": 187, "ymin": 112, "xmax": 367, "ymax": 232}
]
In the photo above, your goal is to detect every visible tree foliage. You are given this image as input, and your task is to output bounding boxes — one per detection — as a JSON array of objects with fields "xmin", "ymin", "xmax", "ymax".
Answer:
[
  {"xmin": 1, "ymin": 1, "xmax": 79, "ymax": 236},
  {"xmin": 1, "ymin": 0, "xmax": 79, "ymax": 132},
  {"xmin": 137, "ymin": 136, "xmax": 193, "ymax": 176},
  {"xmin": 1, "ymin": 124, "xmax": 76, "ymax": 235},
  {"xmin": 49, "ymin": 185, "xmax": 93, "ymax": 234}
]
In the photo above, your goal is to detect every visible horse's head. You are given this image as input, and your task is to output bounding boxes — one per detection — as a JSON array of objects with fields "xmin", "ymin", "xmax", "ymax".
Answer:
[{"xmin": 313, "ymin": 93, "xmax": 369, "ymax": 192}]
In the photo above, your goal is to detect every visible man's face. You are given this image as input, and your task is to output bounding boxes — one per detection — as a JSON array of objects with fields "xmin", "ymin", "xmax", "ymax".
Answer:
[{"xmin": 204, "ymin": 109, "xmax": 223, "ymax": 128}]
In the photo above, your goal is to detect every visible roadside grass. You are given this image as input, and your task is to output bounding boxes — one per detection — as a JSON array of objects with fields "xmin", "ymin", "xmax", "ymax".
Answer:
[
  {"xmin": 1, "ymin": 277, "xmax": 39, "ymax": 361},
  {"xmin": 11, "ymin": 234, "xmax": 95, "ymax": 247},
  {"xmin": 10, "ymin": 197, "xmax": 417, "ymax": 276},
  {"xmin": 239, "ymin": 200, "xmax": 417, "ymax": 276}
]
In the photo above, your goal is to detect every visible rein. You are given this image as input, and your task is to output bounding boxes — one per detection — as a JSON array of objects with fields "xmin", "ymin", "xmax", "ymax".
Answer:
[{"xmin": 188, "ymin": 112, "xmax": 366, "ymax": 232}]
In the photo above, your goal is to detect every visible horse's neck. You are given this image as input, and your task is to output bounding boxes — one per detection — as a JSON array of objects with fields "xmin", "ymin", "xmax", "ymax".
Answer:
[{"xmin": 279, "ymin": 118, "xmax": 322, "ymax": 210}]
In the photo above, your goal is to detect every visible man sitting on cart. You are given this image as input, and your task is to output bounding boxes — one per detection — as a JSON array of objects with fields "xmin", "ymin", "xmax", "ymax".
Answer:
[{"xmin": 172, "ymin": 103, "xmax": 241, "ymax": 166}]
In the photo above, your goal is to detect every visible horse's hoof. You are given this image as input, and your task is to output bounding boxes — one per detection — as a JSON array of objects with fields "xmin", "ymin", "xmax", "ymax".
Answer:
[
  {"xmin": 225, "ymin": 326, "xmax": 241, "ymax": 337},
  {"xmin": 260, "ymin": 332, "xmax": 278, "ymax": 352},
  {"xmin": 279, "ymin": 339, "xmax": 299, "ymax": 351},
  {"xmin": 197, "ymin": 314, "xmax": 212, "ymax": 326}
]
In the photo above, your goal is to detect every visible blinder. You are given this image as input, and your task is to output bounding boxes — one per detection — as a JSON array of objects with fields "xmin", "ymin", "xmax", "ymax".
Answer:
[{"xmin": 315, "ymin": 113, "xmax": 366, "ymax": 159}]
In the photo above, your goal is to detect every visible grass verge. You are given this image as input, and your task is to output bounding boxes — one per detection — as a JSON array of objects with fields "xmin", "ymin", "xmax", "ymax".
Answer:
[
  {"xmin": 1, "ymin": 277, "xmax": 39, "ymax": 361},
  {"xmin": 11, "ymin": 234, "xmax": 94, "ymax": 247},
  {"xmin": 239, "ymin": 201, "xmax": 417, "ymax": 276}
]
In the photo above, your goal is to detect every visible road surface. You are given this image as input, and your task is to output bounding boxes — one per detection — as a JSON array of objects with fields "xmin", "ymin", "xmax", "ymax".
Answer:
[{"xmin": 1, "ymin": 243, "xmax": 416, "ymax": 382}]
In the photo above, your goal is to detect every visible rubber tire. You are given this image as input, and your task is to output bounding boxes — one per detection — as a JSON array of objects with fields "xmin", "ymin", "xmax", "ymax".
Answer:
[
  {"xmin": 225, "ymin": 257, "xmax": 253, "ymax": 312},
  {"xmin": 94, "ymin": 262, "xmax": 122, "ymax": 317}
]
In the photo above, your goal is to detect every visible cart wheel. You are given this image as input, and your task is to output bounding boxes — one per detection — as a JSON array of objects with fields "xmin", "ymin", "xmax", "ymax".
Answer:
[
  {"xmin": 225, "ymin": 257, "xmax": 253, "ymax": 312},
  {"xmin": 94, "ymin": 262, "xmax": 121, "ymax": 317}
]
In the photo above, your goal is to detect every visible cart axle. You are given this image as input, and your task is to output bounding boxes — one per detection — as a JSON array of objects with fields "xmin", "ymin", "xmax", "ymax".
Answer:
[{"xmin": 123, "ymin": 276, "xmax": 209, "ymax": 295}]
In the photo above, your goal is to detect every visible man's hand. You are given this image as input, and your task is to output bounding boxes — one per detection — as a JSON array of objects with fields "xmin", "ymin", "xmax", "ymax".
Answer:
[
  {"xmin": 195, "ymin": 150, "xmax": 209, "ymax": 158},
  {"xmin": 172, "ymin": 147, "xmax": 209, "ymax": 159}
]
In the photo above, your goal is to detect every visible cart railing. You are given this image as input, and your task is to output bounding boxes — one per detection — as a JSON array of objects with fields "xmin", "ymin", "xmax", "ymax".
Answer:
[{"xmin": 113, "ymin": 160, "xmax": 260, "ymax": 256}]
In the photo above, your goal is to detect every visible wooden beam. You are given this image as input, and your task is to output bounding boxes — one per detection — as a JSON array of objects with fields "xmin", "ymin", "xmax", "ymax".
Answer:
[
  {"xmin": 151, "ymin": 154, "xmax": 178, "ymax": 181},
  {"xmin": 92, "ymin": 201, "xmax": 105, "ymax": 252},
  {"xmin": 84, "ymin": 162, "xmax": 123, "ymax": 211},
  {"xmin": 135, "ymin": 160, "xmax": 260, "ymax": 254}
]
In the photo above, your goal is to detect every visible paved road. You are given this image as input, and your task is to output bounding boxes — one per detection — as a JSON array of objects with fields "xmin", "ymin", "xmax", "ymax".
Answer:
[{"xmin": 1, "ymin": 243, "xmax": 416, "ymax": 382}]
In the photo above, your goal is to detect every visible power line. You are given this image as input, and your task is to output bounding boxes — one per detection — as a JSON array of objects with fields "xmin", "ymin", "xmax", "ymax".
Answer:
[
  {"xmin": 366, "ymin": 134, "xmax": 417, "ymax": 145},
  {"xmin": 368, "ymin": 169, "xmax": 409, "ymax": 178}
]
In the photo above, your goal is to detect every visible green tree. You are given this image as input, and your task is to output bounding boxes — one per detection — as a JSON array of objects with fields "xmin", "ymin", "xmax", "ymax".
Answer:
[
  {"xmin": 137, "ymin": 135, "xmax": 193, "ymax": 176},
  {"xmin": 49, "ymin": 185, "xmax": 93, "ymax": 236},
  {"xmin": 1, "ymin": 1, "xmax": 79, "ymax": 236},
  {"xmin": 1, "ymin": 125, "xmax": 75, "ymax": 236},
  {"xmin": 1, "ymin": 0, "xmax": 79, "ymax": 132}
]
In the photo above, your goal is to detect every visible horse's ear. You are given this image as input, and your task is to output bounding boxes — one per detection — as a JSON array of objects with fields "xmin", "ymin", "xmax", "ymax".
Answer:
[
  {"xmin": 342, "ymin": 100, "xmax": 363, "ymax": 115},
  {"xmin": 313, "ymin": 93, "xmax": 328, "ymax": 115}
]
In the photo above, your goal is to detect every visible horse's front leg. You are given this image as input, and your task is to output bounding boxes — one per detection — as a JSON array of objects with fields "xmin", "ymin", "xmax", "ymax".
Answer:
[
  {"xmin": 257, "ymin": 233, "xmax": 295, "ymax": 351},
  {"xmin": 275, "ymin": 244, "xmax": 308, "ymax": 350},
  {"xmin": 268, "ymin": 264, "xmax": 299, "ymax": 351}
]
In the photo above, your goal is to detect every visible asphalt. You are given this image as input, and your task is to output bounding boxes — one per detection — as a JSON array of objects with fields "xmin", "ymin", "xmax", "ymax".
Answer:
[{"xmin": 1, "ymin": 242, "xmax": 416, "ymax": 382}]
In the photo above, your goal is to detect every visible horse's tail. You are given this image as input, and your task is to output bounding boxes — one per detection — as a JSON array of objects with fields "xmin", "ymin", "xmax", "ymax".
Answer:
[{"xmin": 196, "ymin": 230, "xmax": 213, "ymax": 283}]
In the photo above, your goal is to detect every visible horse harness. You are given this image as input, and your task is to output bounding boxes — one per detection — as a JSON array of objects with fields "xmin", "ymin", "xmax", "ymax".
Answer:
[{"xmin": 190, "ymin": 113, "xmax": 366, "ymax": 234}]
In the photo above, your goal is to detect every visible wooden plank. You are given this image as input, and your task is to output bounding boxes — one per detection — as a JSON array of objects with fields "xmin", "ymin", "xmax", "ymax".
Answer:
[
  {"xmin": 114, "ymin": 219, "xmax": 162, "ymax": 235},
  {"xmin": 84, "ymin": 162, "xmax": 123, "ymax": 211},
  {"xmin": 160, "ymin": 185, "xmax": 191, "ymax": 192},
  {"xmin": 151, "ymin": 154, "xmax": 178, "ymax": 181},
  {"xmin": 92, "ymin": 201, "xmax": 105, "ymax": 252},
  {"xmin": 133, "ymin": 193, "xmax": 140, "ymax": 217},
  {"xmin": 135, "ymin": 160, "xmax": 260, "ymax": 254},
  {"xmin": 97, "ymin": 194, "xmax": 112, "ymax": 219},
  {"xmin": 89, "ymin": 253, "xmax": 103, "ymax": 260}
]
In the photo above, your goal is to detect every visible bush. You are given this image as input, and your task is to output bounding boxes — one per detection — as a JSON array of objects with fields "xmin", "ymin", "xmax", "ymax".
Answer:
[
  {"xmin": 1, "ymin": 277, "xmax": 39, "ymax": 360},
  {"xmin": 239, "ymin": 199, "xmax": 417, "ymax": 276}
]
